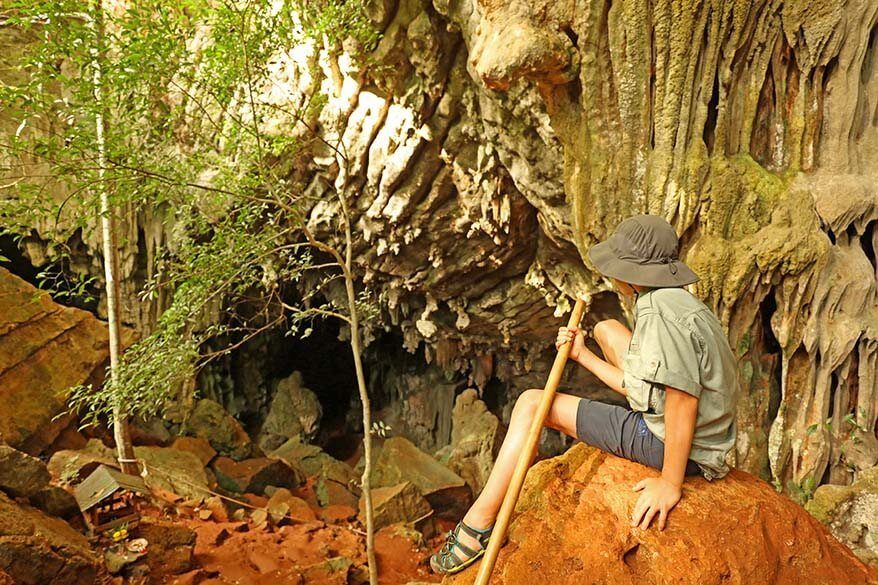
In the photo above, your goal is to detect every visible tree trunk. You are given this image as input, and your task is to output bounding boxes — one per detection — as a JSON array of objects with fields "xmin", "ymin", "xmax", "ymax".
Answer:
[
  {"xmin": 340, "ymin": 192, "xmax": 378, "ymax": 584},
  {"xmin": 91, "ymin": 0, "xmax": 137, "ymax": 476}
]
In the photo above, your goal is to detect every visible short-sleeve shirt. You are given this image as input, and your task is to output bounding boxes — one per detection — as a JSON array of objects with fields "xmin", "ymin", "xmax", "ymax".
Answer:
[{"xmin": 621, "ymin": 287, "xmax": 738, "ymax": 479}]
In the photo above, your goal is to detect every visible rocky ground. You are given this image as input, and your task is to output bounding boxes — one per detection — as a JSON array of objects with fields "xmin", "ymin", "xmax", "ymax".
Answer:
[{"xmin": 0, "ymin": 397, "xmax": 468, "ymax": 584}]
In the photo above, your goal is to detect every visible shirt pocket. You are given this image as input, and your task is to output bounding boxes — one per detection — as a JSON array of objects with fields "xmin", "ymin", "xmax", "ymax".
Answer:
[{"xmin": 622, "ymin": 351, "xmax": 653, "ymax": 412}]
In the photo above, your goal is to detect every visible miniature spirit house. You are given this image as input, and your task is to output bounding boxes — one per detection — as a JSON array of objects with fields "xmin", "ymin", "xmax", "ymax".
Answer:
[{"xmin": 74, "ymin": 464, "xmax": 148, "ymax": 536}]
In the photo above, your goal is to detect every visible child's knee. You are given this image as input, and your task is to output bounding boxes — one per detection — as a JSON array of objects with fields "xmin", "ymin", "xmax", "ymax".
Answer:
[
  {"xmin": 512, "ymin": 389, "xmax": 541, "ymax": 419},
  {"xmin": 593, "ymin": 319, "xmax": 624, "ymax": 345}
]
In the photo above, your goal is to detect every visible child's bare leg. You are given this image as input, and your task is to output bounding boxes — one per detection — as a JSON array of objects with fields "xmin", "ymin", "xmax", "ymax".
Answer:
[
  {"xmin": 446, "ymin": 319, "xmax": 631, "ymax": 556},
  {"xmin": 458, "ymin": 391, "xmax": 581, "ymax": 537}
]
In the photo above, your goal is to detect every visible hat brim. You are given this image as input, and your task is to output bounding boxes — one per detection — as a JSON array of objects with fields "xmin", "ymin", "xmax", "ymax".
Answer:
[{"xmin": 587, "ymin": 240, "xmax": 699, "ymax": 288}]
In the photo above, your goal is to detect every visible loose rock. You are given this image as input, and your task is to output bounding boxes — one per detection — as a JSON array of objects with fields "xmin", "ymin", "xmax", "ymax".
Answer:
[
  {"xmin": 171, "ymin": 436, "xmax": 218, "ymax": 466},
  {"xmin": 438, "ymin": 389, "xmax": 500, "ymax": 494},
  {"xmin": 271, "ymin": 438, "xmax": 359, "ymax": 507},
  {"xmin": 28, "ymin": 485, "xmax": 79, "ymax": 519}
]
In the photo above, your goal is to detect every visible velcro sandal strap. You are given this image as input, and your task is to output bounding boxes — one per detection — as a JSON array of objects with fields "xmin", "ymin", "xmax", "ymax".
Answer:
[{"xmin": 459, "ymin": 521, "xmax": 493, "ymax": 546}]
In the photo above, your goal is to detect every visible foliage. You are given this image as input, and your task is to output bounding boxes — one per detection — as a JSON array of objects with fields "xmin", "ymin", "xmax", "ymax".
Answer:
[{"xmin": 0, "ymin": 0, "xmax": 381, "ymax": 424}]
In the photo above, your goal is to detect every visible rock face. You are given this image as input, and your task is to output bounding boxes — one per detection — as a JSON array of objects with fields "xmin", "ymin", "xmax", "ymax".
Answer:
[
  {"xmin": 808, "ymin": 466, "xmax": 878, "ymax": 565},
  {"xmin": 257, "ymin": 371, "xmax": 323, "ymax": 452},
  {"xmin": 445, "ymin": 445, "xmax": 877, "ymax": 585},
  {"xmin": 0, "ymin": 491, "xmax": 98, "ymax": 584},
  {"xmin": 0, "ymin": 267, "xmax": 130, "ymax": 454}
]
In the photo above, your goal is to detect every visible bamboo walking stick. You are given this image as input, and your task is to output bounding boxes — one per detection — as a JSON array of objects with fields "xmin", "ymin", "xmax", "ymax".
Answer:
[{"xmin": 473, "ymin": 298, "xmax": 587, "ymax": 585}]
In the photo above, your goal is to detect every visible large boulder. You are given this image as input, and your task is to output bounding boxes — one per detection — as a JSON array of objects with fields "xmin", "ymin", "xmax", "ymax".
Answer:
[
  {"xmin": 212, "ymin": 456, "xmax": 305, "ymax": 495},
  {"xmin": 47, "ymin": 440, "xmax": 211, "ymax": 501},
  {"xmin": 436, "ymin": 389, "xmax": 501, "ymax": 494},
  {"xmin": 0, "ymin": 491, "xmax": 98, "ymax": 584},
  {"xmin": 182, "ymin": 399, "xmax": 256, "ymax": 461},
  {"xmin": 373, "ymin": 436, "xmax": 470, "ymax": 515},
  {"xmin": 134, "ymin": 445, "xmax": 211, "ymax": 501},
  {"xmin": 271, "ymin": 438, "xmax": 359, "ymax": 507},
  {"xmin": 47, "ymin": 439, "xmax": 116, "ymax": 485},
  {"xmin": 362, "ymin": 482, "xmax": 432, "ymax": 531},
  {"xmin": 807, "ymin": 466, "xmax": 878, "ymax": 565},
  {"xmin": 0, "ymin": 267, "xmax": 134, "ymax": 454},
  {"xmin": 0, "ymin": 444, "xmax": 50, "ymax": 498},
  {"xmin": 257, "ymin": 371, "xmax": 322, "ymax": 452},
  {"xmin": 444, "ymin": 445, "xmax": 877, "ymax": 584}
]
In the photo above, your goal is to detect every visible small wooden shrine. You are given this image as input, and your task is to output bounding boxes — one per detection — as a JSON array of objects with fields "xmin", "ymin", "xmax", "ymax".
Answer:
[{"xmin": 74, "ymin": 464, "xmax": 148, "ymax": 536}]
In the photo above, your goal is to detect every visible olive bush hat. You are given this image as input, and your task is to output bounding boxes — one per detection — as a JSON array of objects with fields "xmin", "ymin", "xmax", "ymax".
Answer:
[{"xmin": 587, "ymin": 214, "xmax": 699, "ymax": 288}]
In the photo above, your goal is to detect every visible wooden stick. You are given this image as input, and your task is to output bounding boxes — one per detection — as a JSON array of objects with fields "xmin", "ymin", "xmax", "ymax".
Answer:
[{"xmin": 473, "ymin": 298, "xmax": 586, "ymax": 585}]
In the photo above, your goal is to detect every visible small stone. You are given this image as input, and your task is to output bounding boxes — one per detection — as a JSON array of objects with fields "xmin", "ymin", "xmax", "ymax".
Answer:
[
  {"xmin": 248, "ymin": 550, "xmax": 280, "ymax": 575},
  {"xmin": 201, "ymin": 496, "xmax": 229, "ymax": 522}
]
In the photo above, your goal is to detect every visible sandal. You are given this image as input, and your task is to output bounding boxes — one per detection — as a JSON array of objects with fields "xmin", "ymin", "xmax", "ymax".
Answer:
[{"xmin": 430, "ymin": 520, "xmax": 493, "ymax": 575}]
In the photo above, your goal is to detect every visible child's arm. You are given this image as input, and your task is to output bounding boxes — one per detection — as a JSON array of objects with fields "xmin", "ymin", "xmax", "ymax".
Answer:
[
  {"xmin": 555, "ymin": 326, "xmax": 627, "ymax": 397},
  {"xmin": 630, "ymin": 386, "xmax": 698, "ymax": 531}
]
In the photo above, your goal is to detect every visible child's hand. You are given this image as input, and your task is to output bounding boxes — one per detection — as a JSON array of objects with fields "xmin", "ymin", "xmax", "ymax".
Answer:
[
  {"xmin": 630, "ymin": 477, "xmax": 682, "ymax": 531},
  {"xmin": 556, "ymin": 326, "xmax": 586, "ymax": 361}
]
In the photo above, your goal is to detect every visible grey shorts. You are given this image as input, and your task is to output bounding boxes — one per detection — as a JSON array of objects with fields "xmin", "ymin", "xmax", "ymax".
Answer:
[{"xmin": 576, "ymin": 398, "xmax": 701, "ymax": 476}]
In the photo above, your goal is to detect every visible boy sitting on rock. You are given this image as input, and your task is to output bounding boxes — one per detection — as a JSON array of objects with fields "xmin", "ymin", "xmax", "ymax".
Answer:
[{"xmin": 431, "ymin": 214, "xmax": 738, "ymax": 574}]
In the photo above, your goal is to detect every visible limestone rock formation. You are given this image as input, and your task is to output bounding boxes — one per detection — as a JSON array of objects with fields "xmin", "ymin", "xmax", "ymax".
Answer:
[
  {"xmin": 48, "ymin": 439, "xmax": 212, "ymax": 501},
  {"xmin": 0, "ymin": 491, "xmax": 98, "ymax": 585},
  {"xmin": 436, "ymin": 389, "xmax": 501, "ymax": 494},
  {"xmin": 808, "ymin": 466, "xmax": 878, "ymax": 565},
  {"xmin": 444, "ymin": 444, "xmax": 877, "ymax": 585},
  {"xmin": 0, "ymin": 267, "xmax": 129, "ymax": 454}
]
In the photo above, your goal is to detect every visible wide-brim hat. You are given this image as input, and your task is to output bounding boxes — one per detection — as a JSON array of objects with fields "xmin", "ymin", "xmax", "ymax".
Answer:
[{"xmin": 587, "ymin": 214, "xmax": 699, "ymax": 288}]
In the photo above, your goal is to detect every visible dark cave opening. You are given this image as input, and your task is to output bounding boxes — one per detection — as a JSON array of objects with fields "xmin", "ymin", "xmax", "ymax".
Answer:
[
  {"xmin": 859, "ymin": 220, "xmax": 876, "ymax": 273},
  {"xmin": 759, "ymin": 291, "xmax": 783, "ymax": 426},
  {"xmin": 703, "ymin": 74, "xmax": 720, "ymax": 155}
]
